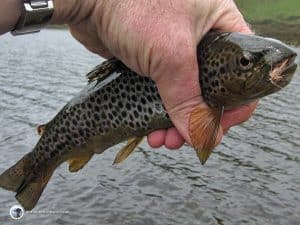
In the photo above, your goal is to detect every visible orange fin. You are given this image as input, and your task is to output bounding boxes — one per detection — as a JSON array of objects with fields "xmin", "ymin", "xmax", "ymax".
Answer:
[
  {"xmin": 37, "ymin": 124, "xmax": 46, "ymax": 136},
  {"xmin": 189, "ymin": 105, "xmax": 224, "ymax": 164},
  {"xmin": 113, "ymin": 137, "xmax": 144, "ymax": 164},
  {"xmin": 67, "ymin": 152, "xmax": 94, "ymax": 173}
]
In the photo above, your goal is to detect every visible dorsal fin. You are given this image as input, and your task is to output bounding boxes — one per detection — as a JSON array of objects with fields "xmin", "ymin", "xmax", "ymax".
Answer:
[{"xmin": 86, "ymin": 58, "xmax": 128, "ymax": 84}]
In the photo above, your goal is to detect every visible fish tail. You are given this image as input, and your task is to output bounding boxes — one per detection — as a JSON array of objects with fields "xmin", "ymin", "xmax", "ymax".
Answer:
[{"xmin": 0, "ymin": 153, "xmax": 54, "ymax": 210}]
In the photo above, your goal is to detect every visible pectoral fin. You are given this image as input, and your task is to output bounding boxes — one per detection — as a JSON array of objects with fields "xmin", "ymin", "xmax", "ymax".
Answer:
[
  {"xmin": 189, "ymin": 105, "xmax": 224, "ymax": 164},
  {"xmin": 113, "ymin": 137, "xmax": 144, "ymax": 164},
  {"xmin": 67, "ymin": 152, "xmax": 94, "ymax": 173}
]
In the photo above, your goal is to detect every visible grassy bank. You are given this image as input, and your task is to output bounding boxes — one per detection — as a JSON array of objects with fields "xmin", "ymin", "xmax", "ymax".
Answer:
[
  {"xmin": 235, "ymin": 0, "xmax": 300, "ymax": 45},
  {"xmin": 236, "ymin": 0, "xmax": 300, "ymax": 23}
]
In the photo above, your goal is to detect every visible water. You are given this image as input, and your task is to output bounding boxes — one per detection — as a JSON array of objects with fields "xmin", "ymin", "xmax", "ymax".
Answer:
[{"xmin": 0, "ymin": 30, "xmax": 299, "ymax": 225}]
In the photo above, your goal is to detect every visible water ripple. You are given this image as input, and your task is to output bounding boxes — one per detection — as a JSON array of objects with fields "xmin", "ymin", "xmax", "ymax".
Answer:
[{"xmin": 0, "ymin": 31, "xmax": 299, "ymax": 225}]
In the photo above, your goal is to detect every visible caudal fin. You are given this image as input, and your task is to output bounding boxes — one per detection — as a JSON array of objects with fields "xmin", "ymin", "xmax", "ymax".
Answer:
[{"xmin": 0, "ymin": 153, "xmax": 53, "ymax": 210}]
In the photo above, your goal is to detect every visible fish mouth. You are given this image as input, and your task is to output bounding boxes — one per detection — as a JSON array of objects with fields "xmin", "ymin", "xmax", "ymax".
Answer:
[{"xmin": 269, "ymin": 53, "xmax": 297, "ymax": 86}]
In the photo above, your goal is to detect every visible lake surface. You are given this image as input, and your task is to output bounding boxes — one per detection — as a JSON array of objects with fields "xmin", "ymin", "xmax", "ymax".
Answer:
[{"xmin": 0, "ymin": 30, "xmax": 299, "ymax": 225}]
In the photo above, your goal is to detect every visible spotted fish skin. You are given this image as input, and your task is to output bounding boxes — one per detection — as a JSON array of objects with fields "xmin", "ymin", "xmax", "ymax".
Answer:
[
  {"xmin": 36, "ymin": 60, "xmax": 172, "ymax": 161},
  {"xmin": 0, "ymin": 32, "xmax": 297, "ymax": 210}
]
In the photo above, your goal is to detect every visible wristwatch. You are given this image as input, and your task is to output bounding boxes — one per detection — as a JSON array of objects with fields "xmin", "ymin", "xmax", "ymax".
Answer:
[{"xmin": 11, "ymin": 0, "xmax": 54, "ymax": 36}]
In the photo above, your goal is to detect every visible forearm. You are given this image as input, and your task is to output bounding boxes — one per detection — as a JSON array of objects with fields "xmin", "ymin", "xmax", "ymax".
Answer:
[
  {"xmin": 0, "ymin": 0, "xmax": 96, "ymax": 35},
  {"xmin": 0, "ymin": 0, "xmax": 22, "ymax": 35}
]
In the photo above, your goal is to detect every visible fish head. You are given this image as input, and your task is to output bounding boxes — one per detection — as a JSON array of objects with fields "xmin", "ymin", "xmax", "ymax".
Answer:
[{"xmin": 198, "ymin": 32, "xmax": 297, "ymax": 108}]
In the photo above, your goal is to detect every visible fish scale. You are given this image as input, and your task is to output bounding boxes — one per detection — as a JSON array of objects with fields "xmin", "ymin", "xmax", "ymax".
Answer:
[{"xmin": 0, "ymin": 32, "xmax": 297, "ymax": 210}]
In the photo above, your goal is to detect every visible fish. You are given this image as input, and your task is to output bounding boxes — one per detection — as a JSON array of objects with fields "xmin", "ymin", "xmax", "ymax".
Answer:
[{"xmin": 0, "ymin": 32, "xmax": 297, "ymax": 210}]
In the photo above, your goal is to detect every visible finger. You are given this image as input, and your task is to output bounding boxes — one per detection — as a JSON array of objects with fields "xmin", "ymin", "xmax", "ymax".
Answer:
[
  {"xmin": 165, "ymin": 127, "xmax": 185, "ymax": 150},
  {"xmin": 147, "ymin": 129, "xmax": 167, "ymax": 148},
  {"xmin": 154, "ymin": 45, "xmax": 202, "ymax": 145},
  {"xmin": 212, "ymin": 0, "xmax": 253, "ymax": 34},
  {"xmin": 221, "ymin": 100, "xmax": 258, "ymax": 130}
]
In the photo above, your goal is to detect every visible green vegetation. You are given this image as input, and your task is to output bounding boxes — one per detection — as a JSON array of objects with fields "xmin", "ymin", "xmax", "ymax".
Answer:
[
  {"xmin": 236, "ymin": 0, "xmax": 300, "ymax": 23},
  {"xmin": 46, "ymin": 1, "xmax": 300, "ymax": 45},
  {"xmin": 235, "ymin": 0, "xmax": 300, "ymax": 45}
]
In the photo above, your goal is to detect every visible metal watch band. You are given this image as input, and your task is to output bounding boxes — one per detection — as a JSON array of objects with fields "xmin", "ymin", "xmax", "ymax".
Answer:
[{"xmin": 11, "ymin": 0, "xmax": 54, "ymax": 36}]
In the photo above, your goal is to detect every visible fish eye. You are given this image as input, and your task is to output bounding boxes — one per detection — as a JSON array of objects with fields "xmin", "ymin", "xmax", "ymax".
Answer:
[
  {"xmin": 240, "ymin": 57, "xmax": 250, "ymax": 66},
  {"xmin": 239, "ymin": 51, "xmax": 253, "ymax": 70}
]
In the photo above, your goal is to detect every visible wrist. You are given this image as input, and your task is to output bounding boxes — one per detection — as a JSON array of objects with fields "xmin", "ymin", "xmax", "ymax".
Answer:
[
  {"xmin": 51, "ymin": 0, "xmax": 96, "ymax": 25},
  {"xmin": 0, "ymin": 0, "xmax": 22, "ymax": 34}
]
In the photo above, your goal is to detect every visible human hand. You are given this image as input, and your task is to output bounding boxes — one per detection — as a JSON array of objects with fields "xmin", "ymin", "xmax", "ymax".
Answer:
[{"xmin": 51, "ymin": 0, "xmax": 257, "ymax": 150}]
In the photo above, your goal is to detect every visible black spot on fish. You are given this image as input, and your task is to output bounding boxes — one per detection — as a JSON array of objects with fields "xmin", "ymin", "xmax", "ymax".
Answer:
[
  {"xmin": 121, "ymin": 111, "xmax": 127, "ymax": 117},
  {"xmin": 98, "ymin": 127, "xmax": 104, "ymax": 133},
  {"xmin": 61, "ymin": 127, "xmax": 66, "ymax": 133},
  {"xmin": 130, "ymin": 79, "xmax": 135, "ymax": 85},
  {"xmin": 78, "ymin": 128, "xmax": 84, "ymax": 136},
  {"xmin": 129, "ymin": 122, "xmax": 135, "ymax": 128},
  {"xmin": 148, "ymin": 108, "xmax": 153, "ymax": 115},
  {"xmin": 73, "ymin": 132, "xmax": 79, "ymax": 139},
  {"xmin": 129, "ymin": 114, "xmax": 134, "ymax": 121},
  {"xmin": 144, "ymin": 115, "xmax": 149, "ymax": 122},
  {"xmin": 141, "ymin": 97, "xmax": 146, "ymax": 105},
  {"xmin": 131, "ymin": 95, "xmax": 137, "ymax": 102},
  {"xmin": 72, "ymin": 119, "xmax": 78, "ymax": 126},
  {"xmin": 125, "ymin": 103, "xmax": 131, "ymax": 110},
  {"xmin": 86, "ymin": 121, "xmax": 91, "ymax": 128},
  {"xmin": 220, "ymin": 67, "xmax": 225, "ymax": 74},
  {"xmin": 150, "ymin": 86, "xmax": 155, "ymax": 93},
  {"xmin": 112, "ymin": 110, "xmax": 117, "ymax": 117},
  {"xmin": 147, "ymin": 96, "xmax": 154, "ymax": 104},
  {"xmin": 137, "ymin": 105, "xmax": 142, "ymax": 112},
  {"xmin": 103, "ymin": 94, "xmax": 108, "ymax": 101}
]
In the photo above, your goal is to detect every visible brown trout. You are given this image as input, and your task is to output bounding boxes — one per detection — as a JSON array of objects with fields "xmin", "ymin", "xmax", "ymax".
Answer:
[{"xmin": 0, "ymin": 32, "xmax": 297, "ymax": 210}]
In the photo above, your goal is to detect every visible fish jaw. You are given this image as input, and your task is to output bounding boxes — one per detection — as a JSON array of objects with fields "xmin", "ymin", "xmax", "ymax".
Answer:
[{"xmin": 269, "ymin": 54, "xmax": 297, "ymax": 89}]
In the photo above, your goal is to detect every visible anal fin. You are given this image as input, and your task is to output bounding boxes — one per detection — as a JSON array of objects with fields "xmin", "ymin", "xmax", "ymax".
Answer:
[
  {"xmin": 113, "ymin": 137, "xmax": 144, "ymax": 164},
  {"xmin": 67, "ymin": 152, "xmax": 94, "ymax": 173},
  {"xmin": 189, "ymin": 105, "xmax": 224, "ymax": 164}
]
